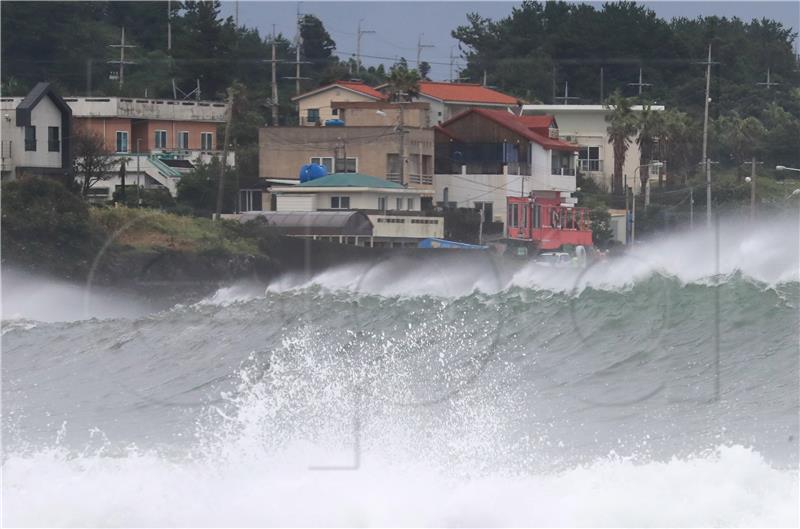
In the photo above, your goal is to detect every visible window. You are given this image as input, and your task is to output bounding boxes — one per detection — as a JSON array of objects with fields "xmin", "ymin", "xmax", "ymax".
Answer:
[
  {"xmin": 307, "ymin": 108, "xmax": 320, "ymax": 123},
  {"xmin": 201, "ymin": 132, "xmax": 214, "ymax": 151},
  {"xmin": 116, "ymin": 131, "xmax": 129, "ymax": 153},
  {"xmin": 386, "ymin": 153, "xmax": 401, "ymax": 182},
  {"xmin": 178, "ymin": 131, "xmax": 189, "ymax": 150},
  {"xmin": 396, "ymin": 197, "xmax": 403, "ymax": 210},
  {"xmin": 311, "ymin": 157, "xmax": 334, "ymax": 173},
  {"xmin": 578, "ymin": 146, "xmax": 601, "ymax": 172},
  {"xmin": 475, "ymin": 202, "xmax": 493, "ymax": 223},
  {"xmin": 155, "ymin": 130, "xmax": 167, "ymax": 149},
  {"xmin": 331, "ymin": 108, "xmax": 339, "ymax": 116},
  {"xmin": 330, "ymin": 196, "xmax": 350, "ymax": 209},
  {"xmin": 335, "ymin": 157, "xmax": 357, "ymax": 173},
  {"xmin": 407, "ymin": 198, "xmax": 414, "ymax": 210},
  {"xmin": 47, "ymin": 127, "xmax": 59, "ymax": 152},
  {"xmin": 509, "ymin": 204, "xmax": 519, "ymax": 228},
  {"xmin": 24, "ymin": 126, "xmax": 36, "ymax": 151},
  {"xmin": 378, "ymin": 196, "xmax": 387, "ymax": 211}
]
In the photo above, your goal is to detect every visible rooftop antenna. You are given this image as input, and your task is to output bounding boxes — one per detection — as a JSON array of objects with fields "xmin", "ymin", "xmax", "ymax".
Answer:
[
  {"xmin": 284, "ymin": 4, "xmax": 311, "ymax": 96},
  {"xmin": 555, "ymin": 81, "xmax": 580, "ymax": 104},
  {"xmin": 108, "ymin": 27, "xmax": 136, "ymax": 88},
  {"xmin": 756, "ymin": 68, "xmax": 780, "ymax": 89},
  {"xmin": 356, "ymin": 19, "xmax": 375, "ymax": 75},
  {"xmin": 627, "ymin": 67, "xmax": 652, "ymax": 96},
  {"xmin": 416, "ymin": 33, "xmax": 434, "ymax": 69}
]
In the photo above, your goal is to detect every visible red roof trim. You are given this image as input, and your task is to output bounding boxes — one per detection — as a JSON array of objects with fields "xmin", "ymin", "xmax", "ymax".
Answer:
[{"xmin": 440, "ymin": 108, "xmax": 577, "ymax": 151}]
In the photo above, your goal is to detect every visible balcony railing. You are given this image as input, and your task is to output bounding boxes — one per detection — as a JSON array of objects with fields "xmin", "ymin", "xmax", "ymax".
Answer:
[
  {"xmin": 551, "ymin": 166, "xmax": 576, "ymax": 177},
  {"xmin": 578, "ymin": 159, "xmax": 603, "ymax": 172}
]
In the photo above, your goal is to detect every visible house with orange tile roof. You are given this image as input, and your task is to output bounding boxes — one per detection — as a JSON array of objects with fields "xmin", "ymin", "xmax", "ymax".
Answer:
[
  {"xmin": 407, "ymin": 81, "xmax": 523, "ymax": 124},
  {"xmin": 433, "ymin": 108, "xmax": 579, "ymax": 230},
  {"xmin": 292, "ymin": 80, "xmax": 387, "ymax": 126}
]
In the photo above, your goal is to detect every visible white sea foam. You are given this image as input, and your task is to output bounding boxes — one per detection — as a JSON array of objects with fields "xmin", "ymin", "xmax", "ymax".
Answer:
[{"xmin": 3, "ymin": 444, "xmax": 796, "ymax": 527}]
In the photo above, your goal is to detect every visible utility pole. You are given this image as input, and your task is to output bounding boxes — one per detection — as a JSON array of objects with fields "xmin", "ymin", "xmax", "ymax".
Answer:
[
  {"xmin": 416, "ymin": 34, "xmax": 434, "ymax": 69},
  {"xmin": 627, "ymin": 67, "xmax": 652, "ymax": 96},
  {"xmin": 757, "ymin": 68, "xmax": 780, "ymax": 89},
  {"xmin": 267, "ymin": 25, "xmax": 282, "ymax": 126},
  {"xmin": 215, "ymin": 88, "xmax": 235, "ymax": 221},
  {"xmin": 356, "ymin": 19, "xmax": 375, "ymax": 74},
  {"xmin": 689, "ymin": 187, "xmax": 694, "ymax": 229},
  {"xmin": 699, "ymin": 44, "xmax": 717, "ymax": 227},
  {"xmin": 449, "ymin": 47, "xmax": 456, "ymax": 82},
  {"xmin": 744, "ymin": 157, "xmax": 762, "ymax": 220},
  {"xmin": 478, "ymin": 202, "xmax": 485, "ymax": 245},
  {"xmin": 167, "ymin": 0, "xmax": 172, "ymax": 51},
  {"xmin": 555, "ymin": 81, "xmax": 580, "ymax": 104},
  {"xmin": 600, "ymin": 66, "xmax": 604, "ymax": 103},
  {"xmin": 108, "ymin": 27, "xmax": 136, "ymax": 88},
  {"xmin": 285, "ymin": 9, "xmax": 310, "ymax": 97},
  {"xmin": 396, "ymin": 91, "xmax": 409, "ymax": 185}
]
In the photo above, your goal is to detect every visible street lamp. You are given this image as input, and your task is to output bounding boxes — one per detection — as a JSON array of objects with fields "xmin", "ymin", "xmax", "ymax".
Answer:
[
  {"xmin": 136, "ymin": 138, "xmax": 142, "ymax": 206},
  {"xmin": 776, "ymin": 165, "xmax": 800, "ymax": 173}
]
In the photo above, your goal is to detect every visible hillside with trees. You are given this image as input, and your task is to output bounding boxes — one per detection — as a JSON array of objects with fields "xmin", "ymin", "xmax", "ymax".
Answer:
[{"xmin": 453, "ymin": 1, "xmax": 800, "ymax": 178}]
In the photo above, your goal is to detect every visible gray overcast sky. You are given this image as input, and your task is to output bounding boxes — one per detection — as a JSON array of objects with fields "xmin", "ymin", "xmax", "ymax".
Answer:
[{"xmin": 221, "ymin": 1, "xmax": 800, "ymax": 81}]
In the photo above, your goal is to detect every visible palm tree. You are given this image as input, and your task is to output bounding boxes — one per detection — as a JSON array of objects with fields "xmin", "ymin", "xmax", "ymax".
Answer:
[
  {"xmin": 386, "ymin": 59, "xmax": 421, "ymax": 102},
  {"xmin": 605, "ymin": 90, "xmax": 637, "ymax": 195},
  {"xmin": 715, "ymin": 112, "xmax": 766, "ymax": 179},
  {"xmin": 636, "ymin": 104, "xmax": 664, "ymax": 193}
]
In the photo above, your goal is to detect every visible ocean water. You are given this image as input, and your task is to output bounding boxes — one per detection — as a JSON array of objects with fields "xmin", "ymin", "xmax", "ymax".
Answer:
[{"xmin": 2, "ymin": 216, "xmax": 799, "ymax": 527}]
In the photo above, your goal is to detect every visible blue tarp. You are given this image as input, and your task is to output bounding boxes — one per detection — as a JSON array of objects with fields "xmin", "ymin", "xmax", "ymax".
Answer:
[{"xmin": 417, "ymin": 238, "xmax": 488, "ymax": 250}]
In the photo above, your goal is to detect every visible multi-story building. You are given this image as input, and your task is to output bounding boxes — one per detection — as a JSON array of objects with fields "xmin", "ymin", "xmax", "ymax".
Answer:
[
  {"xmin": 521, "ymin": 104, "xmax": 665, "ymax": 192},
  {"xmin": 1, "ymin": 82, "xmax": 73, "ymax": 182},
  {"xmin": 259, "ymin": 101, "xmax": 434, "ymax": 189},
  {"xmin": 292, "ymin": 80, "xmax": 386, "ymax": 126},
  {"xmin": 66, "ymin": 96, "xmax": 231, "ymax": 199},
  {"xmin": 434, "ymin": 108, "xmax": 579, "ymax": 230}
]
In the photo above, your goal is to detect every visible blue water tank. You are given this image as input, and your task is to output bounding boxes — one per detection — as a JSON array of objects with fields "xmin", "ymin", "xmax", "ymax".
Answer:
[
  {"xmin": 299, "ymin": 163, "xmax": 328, "ymax": 182},
  {"xmin": 324, "ymin": 119, "xmax": 345, "ymax": 127}
]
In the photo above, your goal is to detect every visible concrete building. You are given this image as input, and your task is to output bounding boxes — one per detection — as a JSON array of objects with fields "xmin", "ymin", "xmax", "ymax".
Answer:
[
  {"xmin": 379, "ymin": 81, "xmax": 522, "ymax": 125},
  {"xmin": 274, "ymin": 172, "xmax": 443, "ymax": 246},
  {"xmin": 434, "ymin": 108, "xmax": 579, "ymax": 229},
  {"xmin": 1, "ymin": 82, "xmax": 72, "ymax": 182},
  {"xmin": 259, "ymin": 124, "xmax": 434, "ymax": 188},
  {"xmin": 292, "ymin": 81, "xmax": 386, "ymax": 126},
  {"xmin": 521, "ymin": 104, "xmax": 665, "ymax": 193},
  {"xmin": 65, "ymin": 96, "xmax": 231, "ymax": 199}
]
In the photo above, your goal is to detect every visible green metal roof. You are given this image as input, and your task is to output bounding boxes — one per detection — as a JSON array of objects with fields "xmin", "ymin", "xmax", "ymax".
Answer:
[{"xmin": 296, "ymin": 173, "xmax": 405, "ymax": 189}]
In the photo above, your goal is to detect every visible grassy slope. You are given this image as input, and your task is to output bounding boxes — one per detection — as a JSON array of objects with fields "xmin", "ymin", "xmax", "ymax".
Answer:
[{"xmin": 90, "ymin": 207, "xmax": 263, "ymax": 256}]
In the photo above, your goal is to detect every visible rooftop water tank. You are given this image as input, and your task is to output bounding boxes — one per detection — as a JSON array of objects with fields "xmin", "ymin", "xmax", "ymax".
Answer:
[{"xmin": 299, "ymin": 163, "xmax": 328, "ymax": 183}]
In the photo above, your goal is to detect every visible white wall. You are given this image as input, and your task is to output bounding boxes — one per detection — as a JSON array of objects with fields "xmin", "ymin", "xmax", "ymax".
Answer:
[
  {"xmin": 277, "ymin": 194, "xmax": 317, "ymax": 211},
  {"xmin": 369, "ymin": 214, "xmax": 443, "ymax": 239},
  {"xmin": 522, "ymin": 106, "xmax": 658, "ymax": 193},
  {"xmin": 0, "ymin": 96, "xmax": 63, "ymax": 178}
]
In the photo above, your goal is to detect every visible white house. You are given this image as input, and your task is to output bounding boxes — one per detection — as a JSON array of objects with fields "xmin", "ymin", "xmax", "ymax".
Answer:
[
  {"xmin": 1, "ymin": 82, "xmax": 72, "ymax": 182},
  {"xmin": 291, "ymin": 81, "xmax": 386, "ymax": 126},
  {"xmin": 274, "ymin": 172, "xmax": 443, "ymax": 245},
  {"xmin": 521, "ymin": 104, "xmax": 666, "ymax": 193},
  {"xmin": 434, "ymin": 108, "xmax": 579, "ymax": 229}
]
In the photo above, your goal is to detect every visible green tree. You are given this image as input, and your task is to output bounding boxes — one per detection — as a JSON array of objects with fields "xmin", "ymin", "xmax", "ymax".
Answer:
[
  {"xmin": 605, "ymin": 91, "xmax": 637, "ymax": 194},
  {"xmin": 714, "ymin": 112, "xmax": 766, "ymax": 177},
  {"xmin": 386, "ymin": 59, "xmax": 421, "ymax": 102}
]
